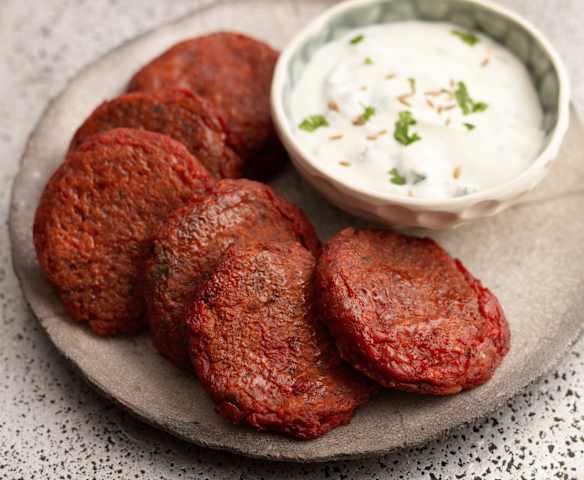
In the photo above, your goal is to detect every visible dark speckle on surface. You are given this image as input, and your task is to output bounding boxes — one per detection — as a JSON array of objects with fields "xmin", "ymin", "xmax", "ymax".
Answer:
[{"xmin": 1, "ymin": 0, "xmax": 584, "ymax": 478}]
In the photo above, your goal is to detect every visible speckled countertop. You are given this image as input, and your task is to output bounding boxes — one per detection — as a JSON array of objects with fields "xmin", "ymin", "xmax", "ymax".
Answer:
[{"xmin": 0, "ymin": 1, "xmax": 583, "ymax": 478}]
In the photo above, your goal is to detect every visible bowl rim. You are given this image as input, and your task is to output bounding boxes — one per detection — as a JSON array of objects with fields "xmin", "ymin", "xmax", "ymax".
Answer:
[{"xmin": 271, "ymin": 0, "xmax": 571, "ymax": 210}]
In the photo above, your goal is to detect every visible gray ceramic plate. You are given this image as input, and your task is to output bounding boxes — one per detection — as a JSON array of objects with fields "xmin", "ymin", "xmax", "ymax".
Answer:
[{"xmin": 9, "ymin": 0, "xmax": 584, "ymax": 463}]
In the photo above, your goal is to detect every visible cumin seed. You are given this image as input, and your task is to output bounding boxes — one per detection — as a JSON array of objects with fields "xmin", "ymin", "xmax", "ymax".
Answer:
[
  {"xmin": 398, "ymin": 95, "xmax": 411, "ymax": 107},
  {"xmin": 328, "ymin": 101, "xmax": 341, "ymax": 112},
  {"xmin": 367, "ymin": 129, "xmax": 388, "ymax": 140}
]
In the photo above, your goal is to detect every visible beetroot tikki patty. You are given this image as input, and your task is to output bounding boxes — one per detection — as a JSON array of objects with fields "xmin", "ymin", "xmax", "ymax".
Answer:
[
  {"xmin": 70, "ymin": 89, "xmax": 242, "ymax": 179},
  {"xmin": 315, "ymin": 228, "xmax": 510, "ymax": 395},
  {"xmin": 33, "ymin": 128, "xmax": 212, "ymax": 336},
  {"xmin": 128, "ymin": 32, "xmax": 284, "ymax": 178},
  {"xmin": 145, "ymin": 179, "xmax": 320, "ymax": 369},
  {"xmin": 188, "ymin": 241, "xmax": 376, "ymax": 439}
]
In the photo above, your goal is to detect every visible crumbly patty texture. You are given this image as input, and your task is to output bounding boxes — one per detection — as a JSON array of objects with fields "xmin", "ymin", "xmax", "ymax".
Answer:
[
  {"xmin": 33, "ymin": 128, "xmax": 212, "ymax": 336},
  {"xmin": 188, "ymin": 242, "xmax": 376, "ymax": 440},
  {"xmin": 315, "ymin": 228, "xmax": 510, "ymax": 395},
  {"xmin": 145, "ymin": 179, "xmax": 320, "ymax": 369},
  {"xmin": 127, "ymin": 32, "xmax": 285, "ymax": 178},
  {"xmin": 70, "ymin": 89, "xmax": 242, "ymax": 179}
]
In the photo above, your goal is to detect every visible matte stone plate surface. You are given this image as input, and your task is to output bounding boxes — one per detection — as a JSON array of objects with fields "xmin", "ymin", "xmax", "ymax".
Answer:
[{"xmin": 9, "ymin": 0, "xmax": 584, "ymax": 462}]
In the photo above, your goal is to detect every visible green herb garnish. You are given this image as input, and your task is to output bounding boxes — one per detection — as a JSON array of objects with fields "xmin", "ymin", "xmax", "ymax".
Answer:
[
  {"xmin": 299, "ymin": 115, "xmax": 329, "ymax": 132},
  {"xmin": 473, "ymin": 102, "xmax": 488, "ymax": 113},
  {"xmin": 463, "ymin": 122, "xmax": 476, "ymax": 131},
  {"xmin": 455, "ymin": 82, "xmax": 489, "ymax": 115},
  {"xmin": 353, "ymin": 105, "xmax": 376, "ymax": 126},
  {"xmin": 394, "ymin": 111, "xmax": 422, "ymax": 146},
  {"xmin": 451, "ymin": 30, "xmax": 480, "ymax": 46},
  {"xmin": 389, "ymin": 168, "xmax": 407, "ymax": 185},
  {"xmin": 350, "ymin": 34, "xmax": 364, "ymax": 45},
  {"xmin": 408, "ymin": 77, "xmax": 416, "ymax": 93},
  {"xmin": 364, "ymin": 56, "xmax": 374, "ymax": 65}
]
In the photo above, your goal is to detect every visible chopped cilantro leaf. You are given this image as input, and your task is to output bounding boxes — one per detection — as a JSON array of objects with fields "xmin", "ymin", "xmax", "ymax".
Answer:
[
  {"xmin": 354, "ymin": 105, "xmax": 376, "ymax": 126},
  {"xmin": 473, "ymin": 102, "xmax": 488, "ymax": 113},
  {"xmin": 299, "ymin": 115, "xmax": 329, "ymax": 132},
  {"xmin": 362, "ymin": 105, "xmax": 375, "ymax": 121},
  {"xmin": 464, "ymin": 122, "xmax": 476, "ymax": 131},
  {"xmin": 394, "ymin": 111, "xmax": 422, "ymax": 146},
  {"xmin": 452, "ymin": 30, "xmax": 480, "ymax": 46},
  {"xmin": 364, "ymin": 56, "xmax": 374, "ymax": 65},
  {"xmin": 408, "ymin": 77, "xmax": 416, "ymax": 92},
  {"xmin": 455, "ymin": 82, "xmax": 489, "ymax": 115},
  {"xmin": 389, "ymin": 168, "xmax": 407, "ymax": 185},
  {"xmin": 350, "ymin": 34, "xmax": 364, "ymax": 45}
]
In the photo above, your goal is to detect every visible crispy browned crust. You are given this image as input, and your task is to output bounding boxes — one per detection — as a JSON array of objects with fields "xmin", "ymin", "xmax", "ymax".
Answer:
[
  {"xmin": 188, "ymin": 241, "xmax": 376, "ymax": 439},
  {"xmin": 315, "ymin": 228, "xmax": 510, "ymax": 395},
  {"xmin": 70, "ymin": 89, "xmax": 242, "ymax": 179},
  {"xmin": 33, "ymin": 128, "xmax": 213, "ymax": 336},
  {"xmin": 128, "ymin": 32, "xmax": 285, "ymax": 178},
  {"xmin": 145, "ymin": 179, "xmax": 321, "ymax": 369}
]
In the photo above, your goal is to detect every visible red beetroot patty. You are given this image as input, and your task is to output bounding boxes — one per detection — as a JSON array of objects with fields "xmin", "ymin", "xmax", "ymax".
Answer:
[
  {"xmin": 315, "ymin": 228, "xmax": 510, "ymax": 395},
  {"xmin": 188, "ymin": 241, "xmax": 376, "ymax": 440},
  {"xmin": 145, "ymin": 179, "xmax": 320, "ymax": 369},
  {"xmin": 70, "ymin": 89, "xmax": 242, "ymax": 179},
  {"xmin": 33, "ymin": 128, "xmax": 212, "ymax": 336},
  {"xmin": 128, "ymin": 32, "xmax": 285, "ymax": 178}
]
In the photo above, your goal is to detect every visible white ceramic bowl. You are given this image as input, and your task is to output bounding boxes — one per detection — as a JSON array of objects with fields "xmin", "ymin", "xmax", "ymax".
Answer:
[{"xmin": 271, "ymin": 0, "xmax": 571, "ymax": 229}]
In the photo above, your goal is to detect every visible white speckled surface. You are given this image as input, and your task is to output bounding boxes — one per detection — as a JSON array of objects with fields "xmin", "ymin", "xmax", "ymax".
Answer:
[{"xmin": 1, "ymin": 0, "xmax": 583, "ymax": 478}]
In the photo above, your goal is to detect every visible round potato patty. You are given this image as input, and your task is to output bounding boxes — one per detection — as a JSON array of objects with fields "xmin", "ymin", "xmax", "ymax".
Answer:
[
  {"xmin": 315, "ymin": 228, "xmax": 510, "ymax": 395},
  {"xmin": 34, "ymin": 128, "xmax": 212, "ymax": 335},
  {"xmin": 188, "ymin": 241, "xmax": 376, "ymax": 439}
]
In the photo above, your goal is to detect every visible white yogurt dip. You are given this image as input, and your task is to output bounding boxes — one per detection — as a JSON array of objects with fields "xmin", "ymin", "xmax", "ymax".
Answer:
[{"xmin": 291, "ymin": 21, "xmax": 545, "ymax": 199}]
